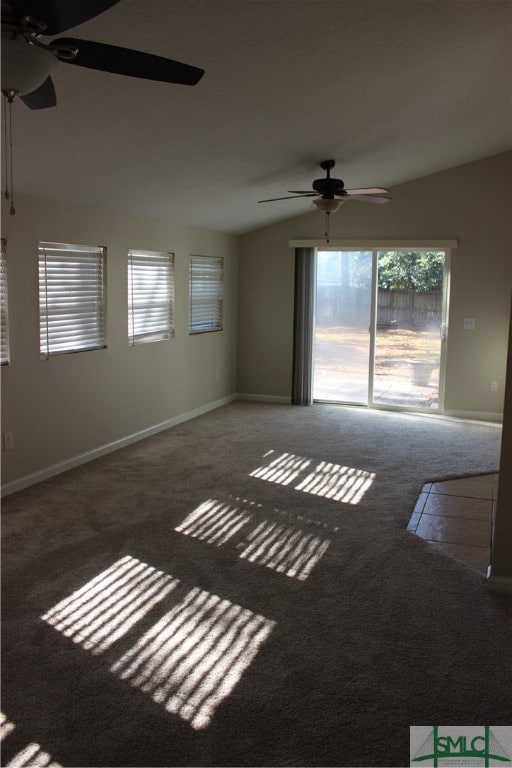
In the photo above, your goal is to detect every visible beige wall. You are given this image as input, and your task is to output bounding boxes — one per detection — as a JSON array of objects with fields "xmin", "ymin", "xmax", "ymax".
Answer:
[
  {"xmin": 1, "ymin": 196, "xmax": 238, "ymax": 488},
  {"xmin": 237, "ymin": 152, "xmax": 512, "ymax": 417}
]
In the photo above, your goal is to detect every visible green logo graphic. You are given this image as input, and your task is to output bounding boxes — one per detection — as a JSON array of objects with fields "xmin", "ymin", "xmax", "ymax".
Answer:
[{"xmin": 411, "ymin": 726, "xmax": 511, "ymax": 767}]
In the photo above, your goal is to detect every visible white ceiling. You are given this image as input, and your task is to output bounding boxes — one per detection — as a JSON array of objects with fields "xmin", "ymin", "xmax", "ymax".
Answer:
[{"xmin": 7, "ymin": 0, "xmax": 512, "ymax": 234}]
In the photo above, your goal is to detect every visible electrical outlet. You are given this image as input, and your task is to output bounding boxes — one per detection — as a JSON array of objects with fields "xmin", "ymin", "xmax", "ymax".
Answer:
[
  {"xmin": 491, "ymin": 381, "xmax": 498, "ymax": 392},
  {"xmin": 463, "ymin": 317, "xmax": 476, "ymax": 330},
  {"xmin": 3, "ymin": 432, "xmax": 14, "ymax": 451}
]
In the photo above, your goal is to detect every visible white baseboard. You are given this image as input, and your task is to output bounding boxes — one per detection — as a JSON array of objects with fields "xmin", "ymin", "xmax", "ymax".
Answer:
[
  {"xmin": 237, "ymin": 401, "xmax": 503, "ymax": 420},
  {"xmin": 443, "ymin": 410, "xmax": 503, "ymax": 424},
  {"xmin": 486, "ymin": 568, "xmax": 512, "ymax": 596},
  {"xmin": 1, "ymin": 394, "xmax": 237, "ymax": 497},
  {"xmin": 237, "ymin": 393, "xmax": 291, "ymax": 404}
]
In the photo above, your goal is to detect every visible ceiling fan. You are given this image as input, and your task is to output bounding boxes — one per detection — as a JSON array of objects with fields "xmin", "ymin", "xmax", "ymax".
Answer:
[
  {"xmin": 1, "ymin": 0, "xmax": 205, "ymax": 109},
  {"xmin": 1, "ymin": 0, "xmax": 205, "ymax": 215},
  {"xmin": 258, "ymin": 159, "xmax": 390, "ymax": 209},
  {"xmin": 258, "ymin": 159, "xmax": 390, "ymax": 241}
]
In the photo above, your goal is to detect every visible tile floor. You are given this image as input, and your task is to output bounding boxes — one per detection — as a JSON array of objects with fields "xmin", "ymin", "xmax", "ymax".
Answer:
[{"xmin": 408, "ymin": 473, "xmax": 499, "ymax": 574}]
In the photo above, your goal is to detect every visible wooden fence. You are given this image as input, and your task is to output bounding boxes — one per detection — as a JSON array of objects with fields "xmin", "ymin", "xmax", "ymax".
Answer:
[
  {"xmin": 377, "ymin": 290, "xmax": 442, "ymax": 329},
  {"xmin": 316, "ymin": 286, "xmax": 442, "ymax": 330}
]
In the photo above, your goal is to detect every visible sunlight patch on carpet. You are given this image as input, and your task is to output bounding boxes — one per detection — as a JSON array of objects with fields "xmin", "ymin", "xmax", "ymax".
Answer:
[
  {"xmin": 238, "ymin": 521, "xmax": 331, "ymax": 580},
  {"xmin": 175, "ymin": 499, "xmax": 252, "ymax": 546},
  {"xmin": 110, "ymin": 587, "xmax": 275, "ymax": 730},
  {"xmin": 41, "ymin": 556, "xmax": 179, "ymax": 654},
  {"xmin": 175, "ymin": 498, "xmax": 331, "ymax": 580},
  {"xmin": 40, "ymin": 559, "xmax": 275, "ymax": 730},
  {"xmin": 1, "ymin": 714, "xmax": 61, "ymax": 767},
  {"xmin": 3, "ymin": 742, "xmax": 61, "ymax": 767},
  {"xmin": 250, "ymin": 450, "xmax": 375, "ymax": 504},
  {"xmin": 250, "ymin": 451, "xmax": 312, "ymax": 485},
  {"xmin": 295, "ymin": 462, "xmax": 376, "ymax": 504},
  {"xmin": 1, "ymin": 712, "xmax": 16, "ymax": 742}
]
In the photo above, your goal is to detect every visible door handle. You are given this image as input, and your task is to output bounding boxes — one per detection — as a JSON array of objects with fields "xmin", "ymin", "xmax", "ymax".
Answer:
[{"xmin": 440, "ymin": 322, "xmax": 447, "ymax": 341}]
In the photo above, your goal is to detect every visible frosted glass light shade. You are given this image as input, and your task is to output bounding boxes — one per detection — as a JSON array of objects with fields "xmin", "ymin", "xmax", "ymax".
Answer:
[
  {"xmin": 313, "ymin": 198, "xmax": 344, "ymax": 213},
  {"xmin": 1, "ymin": 38, "xmax": 56, "ymax": 95}
]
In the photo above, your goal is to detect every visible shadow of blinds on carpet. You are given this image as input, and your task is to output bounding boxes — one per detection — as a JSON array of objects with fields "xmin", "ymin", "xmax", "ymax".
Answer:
[{"xmin": 292, "ymin": 247, "xmax": 315, "ymax": 405}]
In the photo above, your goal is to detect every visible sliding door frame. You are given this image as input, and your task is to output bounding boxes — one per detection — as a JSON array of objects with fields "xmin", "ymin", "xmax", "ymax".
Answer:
[
  {"xmin": 367, "ymin": 253, "xmax": 379, "ymax": 407},
  {"xmin": 294, "ymin": 239, "xmax": 456, "ymax": 415}
]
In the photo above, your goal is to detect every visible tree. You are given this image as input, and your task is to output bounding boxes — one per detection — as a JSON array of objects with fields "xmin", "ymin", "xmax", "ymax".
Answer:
[{"xmin": 378, "ymin": 251, "xmax": 444, "ymax": 292}]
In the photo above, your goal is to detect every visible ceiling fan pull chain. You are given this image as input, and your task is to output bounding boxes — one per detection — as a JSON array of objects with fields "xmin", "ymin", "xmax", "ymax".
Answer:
[
  {"xmin": 2, "ymin": 93, "xmax": 15, "ymax": 215},
  {"xmin": 3, "ymin": 95, "xmax": 9, "ymax": 203},
  {"xmin": 325, "ymin": 211, "xmax": 330, "ymax": 243},
  {"xmin": 8, "ymin": 95, "xmax": 15, "ymax": 215}
]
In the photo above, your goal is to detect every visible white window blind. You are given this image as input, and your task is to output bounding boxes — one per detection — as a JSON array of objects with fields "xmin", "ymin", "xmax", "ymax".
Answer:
[
  {"xmin": 189, "ymin": 255, "xmax": 223, "ymax": 334},
  {"xmin": 39, "ymin": 242, "xmax": 106, "ymax": 357},
  {"xmin": 128, "ymin": 250, "xmax": 174, "ymax": 345},
  {"xmin": 1, "ymin": 239, "xmax": 9, "ymax": 365}
]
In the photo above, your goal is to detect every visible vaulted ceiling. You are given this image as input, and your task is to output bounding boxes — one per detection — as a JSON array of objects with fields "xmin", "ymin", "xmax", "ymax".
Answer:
[{"xmin": 6, "ymin": 0, "xmax": 512, "ymax": 234}]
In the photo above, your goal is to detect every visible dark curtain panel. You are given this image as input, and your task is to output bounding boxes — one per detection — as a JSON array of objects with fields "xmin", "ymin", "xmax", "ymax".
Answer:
[{"xmin": 292, "ymin": 247, "xmax": 315, "ymax": 405}]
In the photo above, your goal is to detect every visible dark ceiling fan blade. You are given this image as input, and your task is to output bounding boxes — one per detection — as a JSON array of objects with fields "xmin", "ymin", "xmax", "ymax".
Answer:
[
  {"xmin": 346, "ymin": 194, "xmax": 391, "ymax": 204},
  {"xmin": 14, "ymin": 0, "xmax": 121, "ymax": 35},
  {"xmin": 258, "ymin": 194, "xmax": 319, "ymax": 203},
  {"xmin": 20, "ymin": 75, "xmax": 56, "ymax": 109},
  {"xmin": 52, "ymin": 37, "xmax": 205, "ymax": 86},
  {"xmin": 344, "ymin": 187, "xmax": 389, "ymax": 195}
]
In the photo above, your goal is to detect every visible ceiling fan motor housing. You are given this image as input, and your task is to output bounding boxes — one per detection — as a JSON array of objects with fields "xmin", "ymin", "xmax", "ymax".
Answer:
[{"xmin": 312, "ymin": 176, "xmax": 345, "ymax": 198}]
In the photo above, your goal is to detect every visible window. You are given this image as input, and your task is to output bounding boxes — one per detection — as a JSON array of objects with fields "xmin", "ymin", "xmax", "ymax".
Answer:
[
  {"xmin": 1, "ymin": 239, "xmax": 9, "ymax": 365},
  {"xmin": 189, "ymin": 255, "xmax": 223, "ymax": 334},
  {"xmin": 39, "ymin": 242, "xmax": 106, "ymax": 357},
  {"xmin": 128, "ymin": 250, "xmax": 174, "ymax": 345}
]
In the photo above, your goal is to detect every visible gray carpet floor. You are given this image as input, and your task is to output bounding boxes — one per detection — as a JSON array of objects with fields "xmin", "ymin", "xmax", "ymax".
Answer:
[{"xmin": 2, "ymin": 402, "xmax": 511, "ymax": 767}]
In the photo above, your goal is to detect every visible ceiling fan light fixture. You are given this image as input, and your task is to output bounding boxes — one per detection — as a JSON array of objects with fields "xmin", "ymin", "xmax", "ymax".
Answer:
[
  {"xmin": 1, "ymin": 38, "xmax": 56, "ymax": 96},
  {"xmin": 313, "ymin": 198, "xmax": 344, "ymax": 213}
]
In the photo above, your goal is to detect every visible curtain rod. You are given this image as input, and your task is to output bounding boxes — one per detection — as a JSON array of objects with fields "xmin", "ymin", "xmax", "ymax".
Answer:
[{"xmin": 289, "ymin": 238, "xmax": 458, "ymax": 249}]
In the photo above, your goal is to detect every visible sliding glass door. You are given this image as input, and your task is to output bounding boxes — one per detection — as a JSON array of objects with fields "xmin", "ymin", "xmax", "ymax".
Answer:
[
  {"xmin": 313, "ymin": 251, "xmax": 373, "ymax": 403},
  {"xmin": 373, "ymin": 250, "xmax": 446, "ymax": 408},
  {"xmin": 313, "ymin": 249, "xmax": 448, "ymax": 412}
]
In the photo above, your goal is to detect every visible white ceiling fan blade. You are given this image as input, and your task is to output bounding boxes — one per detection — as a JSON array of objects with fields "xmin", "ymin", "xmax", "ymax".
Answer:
[
  {"xmin": 344, "ymin": 187, "xmax": 389, "ymax": 195},
  {"xmin": 347, "ymin": 194, "xmax": 391, "ymax": 204}
]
